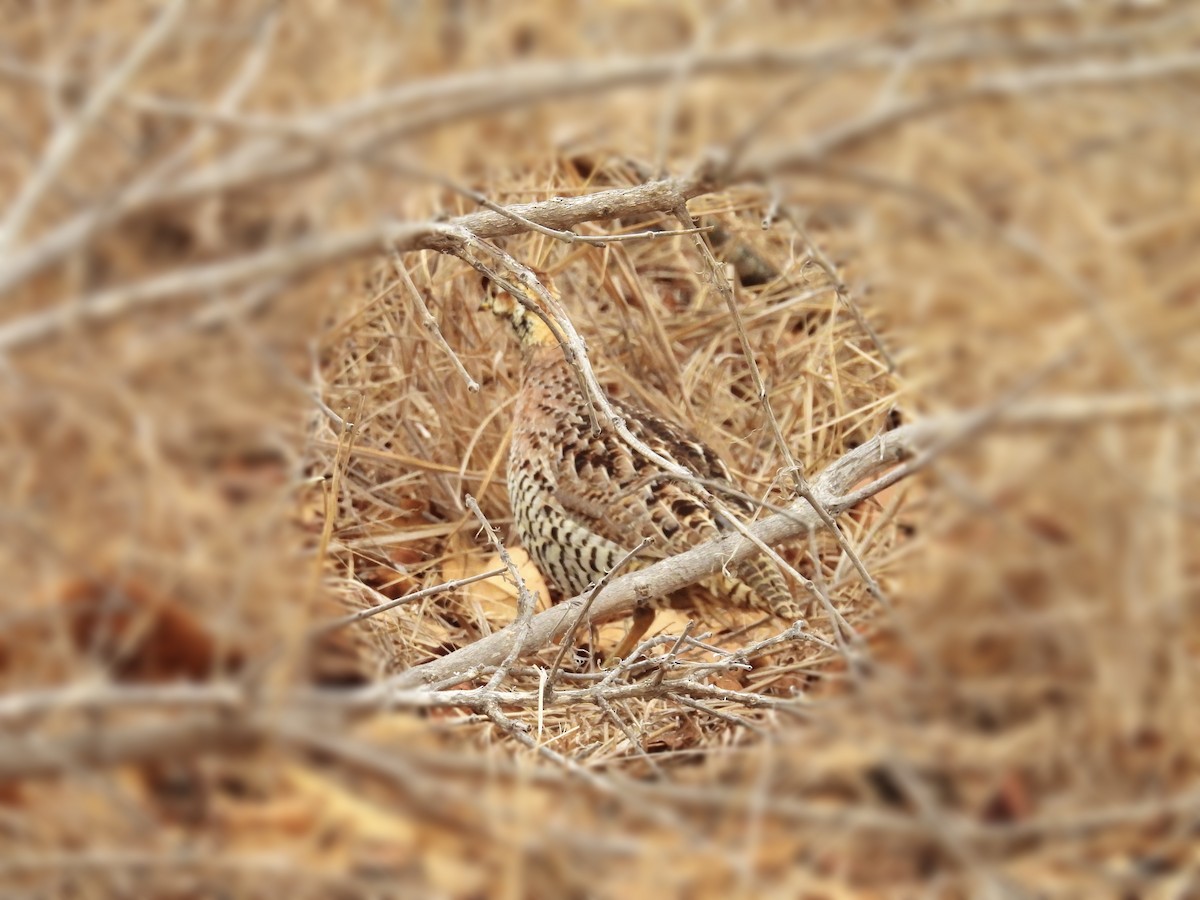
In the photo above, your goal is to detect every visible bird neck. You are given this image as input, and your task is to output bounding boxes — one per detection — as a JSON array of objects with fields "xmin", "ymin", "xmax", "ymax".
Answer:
[
  {"xmin": 521, "ymin": 341, "xmax": 571, "ymax": 379},
  {"xmin": 512, "ymin": 310, "xmax": 557, "ymax": 351}
]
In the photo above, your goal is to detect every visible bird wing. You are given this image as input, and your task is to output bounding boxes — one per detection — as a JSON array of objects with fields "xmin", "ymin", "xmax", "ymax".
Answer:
[{"xmin": 551, "ymin": 396, "xmax": 746, "ymax": 558}]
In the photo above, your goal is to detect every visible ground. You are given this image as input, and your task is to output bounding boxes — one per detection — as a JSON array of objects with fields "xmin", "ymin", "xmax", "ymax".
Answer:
[{"xmin": 1, "ymin": 2, "xmax": 1198, "ymax": 897}]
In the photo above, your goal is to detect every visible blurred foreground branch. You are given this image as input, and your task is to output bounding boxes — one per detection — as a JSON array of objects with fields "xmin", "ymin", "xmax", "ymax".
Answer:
[
  {"xmin": 0, "ymin": 412, "xmax": 932, "ymax": 763},
  {"xmin": 3, "ymin": 43, "xmax": 1198, "ymax": 350},
  {"xmin": 3, "ymin": 372, "xmax": 1199, "ymax": 778}
]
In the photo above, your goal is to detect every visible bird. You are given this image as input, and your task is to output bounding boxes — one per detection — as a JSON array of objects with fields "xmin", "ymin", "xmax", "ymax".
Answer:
[{"xmin": 481, "ymin": 281, "xmax": 804, "ymax": 660}]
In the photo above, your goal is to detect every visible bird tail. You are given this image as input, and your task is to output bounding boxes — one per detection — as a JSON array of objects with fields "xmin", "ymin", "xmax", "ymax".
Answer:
[{"xmin": 729, "ymin": 555, "xmax": 806, "ymax": 623}]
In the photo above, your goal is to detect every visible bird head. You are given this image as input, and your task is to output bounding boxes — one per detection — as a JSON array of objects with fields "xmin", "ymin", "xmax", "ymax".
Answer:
[{"xmin": 479, "ymin": 277, "xmax": 557, "ymax": 349}]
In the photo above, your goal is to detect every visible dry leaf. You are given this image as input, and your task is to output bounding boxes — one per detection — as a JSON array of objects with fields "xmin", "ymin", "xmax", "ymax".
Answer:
[
  {"xmin": 53, "ymin": 578, "xmax": 241, "ymax": 682},
  {"xmin": 441, "ymin": 539, "xmax": 551, "ymax": 626}
]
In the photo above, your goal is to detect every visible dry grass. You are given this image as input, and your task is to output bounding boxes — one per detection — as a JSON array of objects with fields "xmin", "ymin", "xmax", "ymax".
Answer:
[{"xmin": 1, "ymin": 2, "xmax": 1199, "ymax": 896}]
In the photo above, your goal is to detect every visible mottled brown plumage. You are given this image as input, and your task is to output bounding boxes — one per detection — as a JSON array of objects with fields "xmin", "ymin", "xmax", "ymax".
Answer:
[{"xmin": 483, "ymin": 287, "xmax": 802, "ymax": 656}]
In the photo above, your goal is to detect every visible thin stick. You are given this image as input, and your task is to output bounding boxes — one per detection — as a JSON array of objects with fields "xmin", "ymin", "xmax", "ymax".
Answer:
[
  {"xmin": 674, "ymin": 203, "xmax": 892, "ymax": 616},
  {"xmin": 686, "ymin": 621, "xmax": 837, "ymax": 680},
  {"xmin": 450, "ymin": 230, "xmax": 708, "ymax": 481},
  {"xmin": 650, "ymin": 621, "xmax": 695, "ymax": 688},
  {"xmin": 0, "ymin": 0, "xmax": 187, "ymax": 248},
  {"xmin": 593, "ymin": 694, "xmax": 661, "ymax": 772},
  {"xmin": 371, "ymin": 417, "xmax": 936, "ymax": 693},
  {"xmin": 755, "ymin": 51, "xmax": 1200, "ymax": 175},
  {"xmin": 464, "ymin": 495, "xmax": 539, "ymax": 691},
  {"xmin": 9, "ymin": 41, "xmax": 1200, "ymax": 348},
  {"xmin": 377, "ymin": 157, "xmax": 715, "ymax": 245},
  {"xmin": 1, "ymin": 18, "xmax": 1189, "ymax": 299},
  {"xmin": 668, "ymin": 693, "xmax": 768, "ymax": 733},
  {"xmin": 390, "ymin": 250, "xmax": 480, "ymax": 392},
  {"xmin": 311, "ymin": 396, "xmax": 362, "ymax": 595},
  {"xmin": 310, "ymin": 566, "xmax": 508, "ymax": 636},
  {"xmin": 481, "ymin": 700, "xmax": 616, "ymax": 796},
  {"xmin": 543, "ymin": 536, "xmax": 654, "ymax": 700},
  {"xmin": 786, "ymin": 206, "xmax": 896, "ymax": 371},
  {"xmin": 652, "ymin": 10, "xmax": 721, "ymax": 178}
]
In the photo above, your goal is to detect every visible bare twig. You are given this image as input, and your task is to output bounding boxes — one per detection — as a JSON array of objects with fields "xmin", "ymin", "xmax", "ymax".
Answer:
[
  {"xmin": 310, "ymin": 566, "xmax": 508, "ymax": 636},
  {"xmin": 377, "ymin": 157, "xmax": 713, "ymax": 246},
  {"xmin": 0, "ymin": 0, "xmax": 187, "ymax": 248},
  {"xmin": 785, "ymin": 206, "xmax": 896, "ymax": 371},
  {"xmin": 652, "ymin": 8, "xmax": 722, "ymax": 178},
  {"xmin": 0, "ymin": 710, "xmax": 258, "ymax": 779},
  {"xmin": 1, "ymin": 17, "xmax": 1191, "ymax": 304},
  {"xmin": 838, "ymin": 346, "xmax": 1080, "ymax": 511},
  {"xmin": 6, "ymin": 45, "xmax": 1199, "ymax": 348},
  {"xmin": 370, "ymin": 416, "xmax": 938, "ymax": 693},
  {"xmin": 464, "ymin": 494, "xmax": 539, "ymax": 691},
  {"xmin": 0, "ymin": 8, "xmax": 280, "ymax": 312},
  {"xmin": 668, "ymin": 692, "xmax": 768, "ymax": 733},
  {"xmin": 448, "ymin": 229, "xmax": 714, "ymax": 478},
  {"xmin": 592, "ymin": 694, "xmax": 661, "ymax": 771},
  {"xmin": 0, "ymin": 682, "xmax": 244, "ymax": 722},
  {"xmin": 686, "ymin": 620, "xmax": 836, "ymax": 680},
  {"xmin": 753, "ymin": 51, "xmax": 1200, "ymax": 176},
  {"xmin": 390, "ymin": 250, "xmax": 480, "ymax": 392},
  {"xmin": 0, "ymin": 176, "xmax": 711, "ymax": 350},
  {"xmin": 675, "ymin": 203, "xmax": 893, "ymax": 620},
  {"xmin": 543, "ymin": 536, "xmax": 654, "ymax": 700},
  {"xmin": 480, "ymin": 699, "xmax": 619, "ymax": 796}
]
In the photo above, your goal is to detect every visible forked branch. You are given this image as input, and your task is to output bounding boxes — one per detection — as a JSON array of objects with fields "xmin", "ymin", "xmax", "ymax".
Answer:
[{"xmin": 367, "ymin": 417, "xmax": 940, "ymax": 696}]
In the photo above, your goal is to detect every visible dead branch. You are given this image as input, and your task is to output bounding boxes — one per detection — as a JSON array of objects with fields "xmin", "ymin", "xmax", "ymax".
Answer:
[
  {"xmin": 369, "ymin": 417, "xmax": 938, "ymax": 694},
  {"xmin": 0, "ymin": 0, "xmax": 187, "ymax": 249},
  {"xmin": 3, "ymin": 47, "xmax": 1198, "ymax": 352},
  {"xmin": 0, "ymin": 176, "xmax": 708, "ymax": 352}
]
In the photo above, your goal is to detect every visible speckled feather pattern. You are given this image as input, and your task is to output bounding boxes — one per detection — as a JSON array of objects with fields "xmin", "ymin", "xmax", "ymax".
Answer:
[{"xmin": 508, "ymin": 342, "xmax": 804, "ymax": 623}]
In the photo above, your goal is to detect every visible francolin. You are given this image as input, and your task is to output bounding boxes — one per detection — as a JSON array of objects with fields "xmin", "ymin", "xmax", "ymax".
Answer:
[{"xmin": 483, "ymin": 283, "xmax": 803, "ymax": 659}]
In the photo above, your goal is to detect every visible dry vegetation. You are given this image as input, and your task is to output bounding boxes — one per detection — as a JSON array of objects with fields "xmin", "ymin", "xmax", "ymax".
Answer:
[{"xmin": 2, "ymin": 1, "xmax": 1199, "ymax": 897}]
